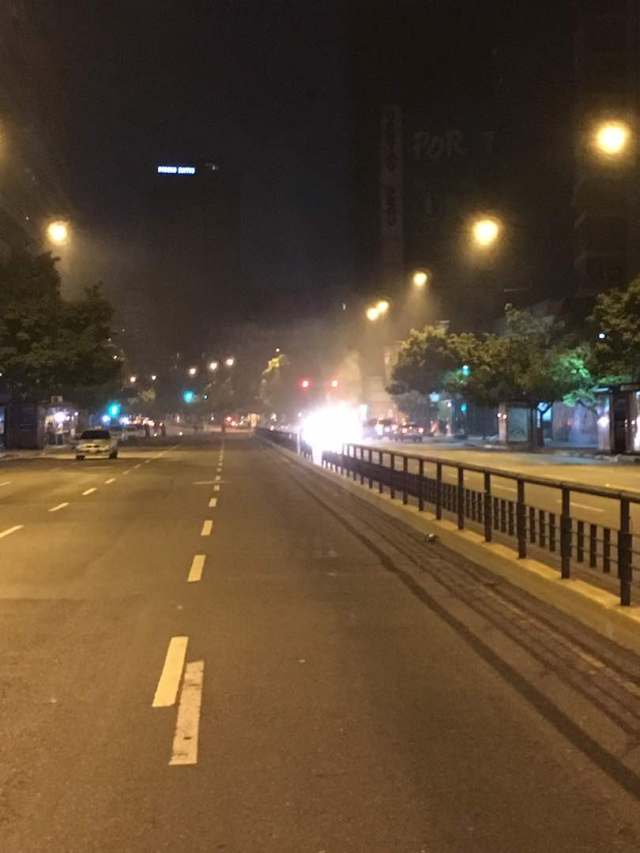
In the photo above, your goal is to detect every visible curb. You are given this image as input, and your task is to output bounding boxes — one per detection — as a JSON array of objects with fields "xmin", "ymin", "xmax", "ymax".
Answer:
[{"xmin": 268, "ymin": 442, "xmax": 640, "ymax": 656}]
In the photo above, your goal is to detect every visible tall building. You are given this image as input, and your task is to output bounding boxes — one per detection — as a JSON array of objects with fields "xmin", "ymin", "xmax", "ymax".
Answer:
[
  {"xmin": 0, "ymin": 1, "xmax": 71, "ymax": 257},
  {"xmin": 573, "ymin": 0, "xmax": 640, "ymax": 294}
]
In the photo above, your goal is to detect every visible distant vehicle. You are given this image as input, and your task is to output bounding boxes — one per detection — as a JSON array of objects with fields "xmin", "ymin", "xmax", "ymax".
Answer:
[
  {"xmin": 376, "ymin": 418, "xmax": 398, "ymax": 438},
  {"xmin": 397, "ymin": 422, "xmax": 425, "ymax": 442},
  {"xmin": 75, "ymin": 429, "xmax": 119, "ymax": 460}
]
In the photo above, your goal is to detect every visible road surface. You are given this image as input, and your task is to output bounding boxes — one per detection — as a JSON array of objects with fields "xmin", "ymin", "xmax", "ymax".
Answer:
[{"xmin": 1, "ymin": 435, "xmax": 640, "ymax": 851}]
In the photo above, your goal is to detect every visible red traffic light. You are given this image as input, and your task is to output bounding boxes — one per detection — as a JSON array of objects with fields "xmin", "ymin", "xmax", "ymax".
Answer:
[
  {"xmin": 300, "ymin": 378, "xmax": 311, "ymax": 389},
  {"xmin": 330, "ymin": 378, "xmax": 339, "ymax": 388}
]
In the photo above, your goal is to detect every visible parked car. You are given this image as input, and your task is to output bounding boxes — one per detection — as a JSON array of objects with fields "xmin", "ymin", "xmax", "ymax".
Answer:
[
  {"xmin": 75, "ymin": 429, "xmax": 119, "ymax": 460},
  {"xmin": 397, "ymin": 422, "xmax": 425, "ymax": 442}
]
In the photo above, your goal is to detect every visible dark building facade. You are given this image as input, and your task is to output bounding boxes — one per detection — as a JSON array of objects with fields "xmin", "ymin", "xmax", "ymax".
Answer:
[
  {"xmin": 0, "ymin": 1, "xmax": 71, "ymax": 257},
  {"xmin": 573, "ymin": 0, "xmax": 640, "ymax": 294}
]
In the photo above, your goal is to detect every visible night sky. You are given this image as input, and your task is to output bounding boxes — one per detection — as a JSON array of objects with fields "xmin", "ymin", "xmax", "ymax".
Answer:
[{"xmin": 31, "ymin": 1, "xmax": 576, "ymax": 362}]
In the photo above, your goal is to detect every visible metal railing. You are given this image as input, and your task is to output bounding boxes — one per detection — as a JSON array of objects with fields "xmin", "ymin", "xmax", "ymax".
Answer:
[
  {"xmin": 320, "ymin": 443, "xmax": 639, "ymax": 607},
  {"xmin": 258, "ymin": 429, "xmax": 640, "ymax": 606},
  {"xmin": 255, "ymin": 428, "xmax": 313, "ymax": 460}
]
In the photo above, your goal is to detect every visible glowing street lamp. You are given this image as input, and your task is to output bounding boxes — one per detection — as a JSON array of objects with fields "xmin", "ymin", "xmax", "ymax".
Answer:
[
  {"xmin": 366, "ymin": 306, "xmax": 380, "ymax": 322},
  {"xmin": 129, "ymin": 375, "xmax": 137, "ymax": 384},
  {"xmin": 151, "ymin": 374, "xmax": 157, "ymax": 381},
  {"xmin": 224, "ymin": 356, "xmax": 235, "ymax": 368},
  {"xmin": 412, "ymin": 270, "xmax": 429, "ymax": 288},
  {"xmin": 376, "ymin": 299, "xmax": 390, "ymax": 315},
  {"xmin": 471, "ymin": 217, "xmax": 501, "ymax": 248},
  {"xmin": 46, "ymin": 219, "xmax": 69, "ymax": 246},
  {"xmin": 208, "ymin": 360, "xmax": 219, "ymax": 372},
  {"xmin": 594, "ymin": 121, "xmax": 630, "ymax": 157},
  {"xmin": 187, "ymin": 366, "xmax": 198, "ymax": 377}
]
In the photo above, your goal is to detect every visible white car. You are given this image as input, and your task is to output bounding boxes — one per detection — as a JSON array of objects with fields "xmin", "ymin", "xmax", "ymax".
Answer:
[{"xmin": 75, "ymin": 429, "xmax": 119, "ymax": 460}]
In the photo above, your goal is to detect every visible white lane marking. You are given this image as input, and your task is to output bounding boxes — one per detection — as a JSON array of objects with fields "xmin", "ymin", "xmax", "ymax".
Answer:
[
  {"xmin": 82, "ymin": 487, "xmax": 97, "ymax": 496},
  {"xmin": 555, "ymin": 499, "xmax": 604, "ymax": 514},
  {"xmin": 0, "ymin": 525, "xmax": 23, "ymax": 539},
  {"xmin": 193, "ymin": 480, "xmax": 215, "ymax": 485},
  {"xmin": 105, "ymin": 477, "xmax": 116, "ymax": 484},
  {"xmin": 169, "ymin": 660, "xmax": 204, "ymax": 766},
  {"xmin": 213, "ymin": 484, "xmax": 220, "ymax": 493},
  {"xmin": 188, "ymin": 554, "xmax": 206, "ymax": 583},
  {"xmin": 214, "ymin": 475, "xmax": 221, "ymax": 482},
  {"xmin": 152, "ymin": 636, "xmax": 189, "ymax": 708},
  {"xmin": 0, "ymin": 481, "xmax": 11, "ymax": 487},
  {"xmin": 209, "ymin": 497, "xmax": 218, "ymax": 508},
  {"xmin": 144, "ymin": 459, "xmax": 151, "ymax": 464},
  {"xmin": 201, "ymin": 520, "xmax": 213, "ymax": 536},
  {"xmin": 133, "ymin": 464, "xmax": 142, "ymax": 469},
  {"xmin": 123, "ymin": 469, "xmax": 132, "ymax": 475},
  {"xmin": 48, "ymin": 502, "xmax": 69, "ymax": 512}
]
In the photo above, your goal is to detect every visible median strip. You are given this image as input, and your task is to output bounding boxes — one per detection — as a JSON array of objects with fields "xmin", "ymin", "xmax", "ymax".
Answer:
[
  {"xmin": 152, "ymin": 636, "xmax": 189, "ymax": 707},
  {"xmin": 49, "ymin": 503, "xmax": 69, "ymax": 512},
  {"xmin": 188, "ymin": 554, "xmax": 206, "ymax": 582},
  {"xmin": 169, "ymin": 660, "xmax": 204, "ymax": 766},
  {"xmin": 0, "ymin": 525, "xmax": 23, "ymax": 539}
]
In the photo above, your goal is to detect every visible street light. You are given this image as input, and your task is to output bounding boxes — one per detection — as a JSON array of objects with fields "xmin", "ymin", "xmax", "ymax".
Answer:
[
  {"xmin": 208, "ymin": 360, "xmax": 219, "ymax": 372},
  {"xmin": 187, "ymin": 366, "xmax": 198, "ymax": 377},
  {"xmin": 594, "ymin": 120, "xmax": 630, "ymax": 157},
  {"xmin": 471, "ymin": 217, "xmax": 501, "ymax": 248},
  {"xmin": 376, "ymin": 299, "xmax": 390, "ymax": 315},
  {"xmin": 129, "ymin": 375, "xmax": 137, "ymax": 384},
  {"xmin": 151, "ymin": 374, "xmax": 157, "ymax": 381},
  {"xmin": 224, "ymin": 356, "xmax": 235, "ymax": 368},
  {"xmin": 46, "ymin": 219, "xmax": 69, "ymax": 246},
  {"xmin": 366, "ymin": 305, "xmax": 380, "ymax": 322},
  {"xmin": 412, "ymin": 270, "xmax": 429, "ymax": 288}
]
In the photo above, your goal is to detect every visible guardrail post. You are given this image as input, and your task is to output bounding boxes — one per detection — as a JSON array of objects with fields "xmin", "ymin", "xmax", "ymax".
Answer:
[
  {"xmin": 618, "ymin": 498, "xmax": 632, "ymax": 606},
  {"xmin": 368, "ymin": 448, "xmax": 373, "ymax": 488},
  {"xmin": 402, "ymin": 456, "xmax": 408, "ymax": 505},
  {"xmin": 378, "ymin": 450, "xmax": 384, "ymax": 494},
  {"xmin": 560, "ymin": 486, "xmax": 571, "ymax": 579},
  {"xmin": 390, "ymin": 453, "xmax": 396, "ymax": 500},
  {"xmin": 516, "ymin": 479, "xmax": 526, "ymax": 558},
  {"xmin": 418, "ymin": 458, "xmax": 425, "ymax": 512},
  {"xmin": 457, "ymin": 467, "xmax": 464, "ymax": 529},
  {"xmin": 359, "ymin": 447, "xmax": 365, "ymax": 485},
  {"xmin": 436, "ymin": 462, "xmax": 443, "ymax": 519},
  {"xmin": 483, "ymin": 471, "xmax": 492, "ymax": 542}
]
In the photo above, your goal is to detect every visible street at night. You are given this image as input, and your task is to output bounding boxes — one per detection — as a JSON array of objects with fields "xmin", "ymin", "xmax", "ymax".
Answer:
[{"xmin": 0, "ymin": 435, "xmax": 639, "ymax": 851}]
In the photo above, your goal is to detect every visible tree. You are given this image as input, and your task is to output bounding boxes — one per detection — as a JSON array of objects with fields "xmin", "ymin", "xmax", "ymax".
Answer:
[
  {"xmin": 389, "ymin": 325, "xmax": 459, "ymax": 396},
  {"xmin": 453, "ymin": 307, "xmax": 594, "ymax": 446},
  {"xmin": 590, "ymin": 276, "xmax": 640, "ymax": 383},
  {"xmin": 0, "ymin": 251, "xmax": 120, "ymax": 404},
  {"xmin": 259, "ymin": 354, "xmax": 298, "ymax": 421},
  {"xmin": 392, "ymin": 307, "xmax": 595, "ymax": 448}
]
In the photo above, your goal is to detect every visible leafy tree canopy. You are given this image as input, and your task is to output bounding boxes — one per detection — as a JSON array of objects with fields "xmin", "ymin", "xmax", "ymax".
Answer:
[
  {"xmin": 590, "ymin": 276, "xmax": 640, "ymax": 383},
  {"xmin": 0, "ymin": 251, "xmax": 120, "ymax": 404}
]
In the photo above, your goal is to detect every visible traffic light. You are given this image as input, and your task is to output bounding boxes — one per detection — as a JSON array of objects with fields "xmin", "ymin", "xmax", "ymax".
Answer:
[
  {"xmin": 183, "ymin": 390, "xmax": 196, "ymax": 404},
  {"xmin": 107, "ymin": 402, "xmax": 121, "ymax": 419},
  {"xmin": 300, "ymin": 379, "xmax": 311, "ymax": 389},
  {"xmin": 330, "ymin": 379, "xmax": 339, "ymax": 388}
]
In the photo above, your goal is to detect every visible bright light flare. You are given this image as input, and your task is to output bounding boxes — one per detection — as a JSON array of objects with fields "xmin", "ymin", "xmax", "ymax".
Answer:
[
  {"xmin": 47, "ymin": 220, "xmax": 69, "ymax": 245},
  {"xmin": 208, "ymin": 360, "xmax": 219, "ymax": 371},
  {"xmin": 412, "ymin": 270, "xmax": 428, "ymax": 287},
  {"xmin": 301, "ymin": 404, "xmax": 363, "ymax": 464},
  {"xmin": 225, "ymin": 357, "xmax": 235, "ymax": 368},
  {"xmin": 366, "ymin": 306, "xmax": 380, "ymax": 322},
  {"xmin": 188, "ymin": 366, "xmax": 198, "ymax": 376},
  {"xmin": 472, "ymin": 217, "xmax": 500, "ymax": 248},
  {"xmin": 594, "ymin": 121, "xmax": 630, "ymax": 156},
  {"xmin": 376, "ymin": 299, "xmax": 390, "ymax": 315}
]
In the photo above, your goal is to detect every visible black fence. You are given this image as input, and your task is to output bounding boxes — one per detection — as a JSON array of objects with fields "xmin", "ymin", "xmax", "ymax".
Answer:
[
  {"xmin": 316, "ymin": 443, "xmax": 639, "ymax": 607},
  {"xmin": 256, "ymin": 428, "xmax": 313, "ymax": 460}
]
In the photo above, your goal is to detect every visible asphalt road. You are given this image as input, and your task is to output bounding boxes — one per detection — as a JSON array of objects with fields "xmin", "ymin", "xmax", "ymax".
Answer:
[{"xmin": 1, "ymin": 435, "xmax": 640, "ymax": 851}]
